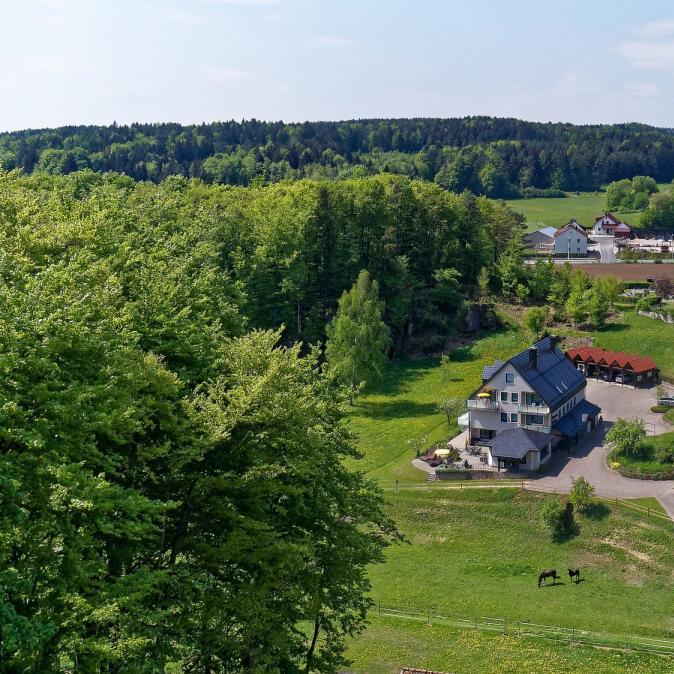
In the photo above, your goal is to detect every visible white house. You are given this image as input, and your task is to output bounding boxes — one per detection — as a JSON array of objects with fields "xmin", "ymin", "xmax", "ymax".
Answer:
[
  {"xmin": 593, "ymin": 212, "xmax": 630, "ymax": 236},
  {"xmin": 554, "ymin": 219, "xmax": 588, "ymax": 256},
  {"xmin": 467, "ymin": 336, "xmax": 600, "ymax": 470}
]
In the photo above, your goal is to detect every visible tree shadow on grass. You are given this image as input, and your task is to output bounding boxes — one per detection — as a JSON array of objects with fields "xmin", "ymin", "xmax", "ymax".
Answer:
[
  {"xmin": 599, "ymin": 322, "xmax": 628, "ymax": 333},
  {"xmin": 582, "ymin": 501, "xmax": 610, "ymax": 521},
  {"xmin": 355, "ymin": 399, "xmax": 440, "ymax": 421}
]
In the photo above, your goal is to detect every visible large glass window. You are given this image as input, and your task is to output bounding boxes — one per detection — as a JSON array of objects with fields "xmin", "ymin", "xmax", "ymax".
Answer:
[
  {"xmin": 526, "ymin": 414, "xmax": 545, "ymax": 426},
  {"xmin": 505, "ymin": 373, "xmax": 515, "ymax": 383},
  {"xmin": 525, "ymin": 392, "xmax": 544, "ymax": 406}
]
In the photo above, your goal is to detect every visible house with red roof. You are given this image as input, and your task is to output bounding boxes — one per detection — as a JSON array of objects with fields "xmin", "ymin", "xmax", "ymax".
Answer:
[{"xmin": 593, "ymin": 212, "xmax": 631, "ymax": 237}]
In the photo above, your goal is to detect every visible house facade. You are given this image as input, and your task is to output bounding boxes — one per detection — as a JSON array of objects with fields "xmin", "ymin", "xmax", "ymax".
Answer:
[
  {"xmin": 467, "ymin": 337, "xmax": 600, "ymax": 470},
  {"xmin": 523, "ymin": 226, "xmax": 556, "ymax": 250},
  {"xmin": 593, "ymin": 212, "xmax": 629, "ymax": 236},
  {"xmin": 554, "ymin": 220, "xmax": 588, "ymax": 256}
]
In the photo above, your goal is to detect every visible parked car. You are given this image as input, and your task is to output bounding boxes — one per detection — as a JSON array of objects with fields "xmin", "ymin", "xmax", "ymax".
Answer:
[
  {"xmin": 657, "ymin": 396, "xmax": 674, "ymax": 407},
  {"xmin": 614, "ymin": 375, "xmax": 623, "ymax": 384}
]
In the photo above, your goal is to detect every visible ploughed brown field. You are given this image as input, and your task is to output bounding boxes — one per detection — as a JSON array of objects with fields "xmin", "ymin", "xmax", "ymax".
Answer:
[{"xmin": 574, "ymin": 263, "xmax": 674, "ymax": 280}]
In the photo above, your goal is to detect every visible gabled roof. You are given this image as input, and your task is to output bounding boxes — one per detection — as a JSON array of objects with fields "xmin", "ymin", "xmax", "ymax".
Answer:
[
  {"xmin": 554, "ymin": 221, "xmax": 588, "ymax": 238},
  {"xmin": 566, "ymin": 347, "xmax": 658, "ymax": 374},
  {"xmin": 594, "ymin": 212, "xmax": 622, "ymax": 225},
  {"xmin": 614, "ymin": 223, "xmax": 632, "ymax": 232},
  {"xmin": 490, "ymin": 427, "xmax": 552, "ymax": 459},
  {"xmin": 539, "ymin": 226, "xmax": 557, "ymax": 237},
  {"xmin": 510, "ymin": 337, "xmax": 586, "ymax": 407}
]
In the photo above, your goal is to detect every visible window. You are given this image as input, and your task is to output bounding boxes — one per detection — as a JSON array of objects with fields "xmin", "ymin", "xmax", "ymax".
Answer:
[
  {"xmin": 501, "ymin": 412, "xmax": 508, "ymax": 422},
  {"xmin": 510, "ymin": 413, "xmax": 518, "ymax": 423},
  {"xmin": 505, "ymin": 373, "xmax": 515, "ymax": 383},
  {"xmin": 526, "ymin": 414, "xmax": 545, "ymax": 426},
  {"xmin": 525, "ymin": 392, "xmax": 544, "ymax": 406},
  {"xmin": 500, "ymin": 391, "xmax": 508, "ymax": 402},
  {"xmin": 511, "ymin": 392, "xmax": 519, "ymax": 403}
]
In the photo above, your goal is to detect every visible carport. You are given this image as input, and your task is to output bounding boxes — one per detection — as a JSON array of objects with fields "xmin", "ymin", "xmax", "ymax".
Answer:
[{"xmin": 566, "ymin": 347, "xmax": 659, "ymax": 387}]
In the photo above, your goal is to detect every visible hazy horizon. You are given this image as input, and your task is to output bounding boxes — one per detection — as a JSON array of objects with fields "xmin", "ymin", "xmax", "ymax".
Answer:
[{"xmin": 5, "ymin": 0, "xmax": 674, "ymax": 131}]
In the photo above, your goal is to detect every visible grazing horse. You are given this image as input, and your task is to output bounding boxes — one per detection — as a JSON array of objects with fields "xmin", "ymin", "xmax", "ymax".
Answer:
[
  {"xmin": 568, "ymin": 568, "xmax": 581, "ymax": 584},
  {"xmin": 538, "ymin": 569, "xmax": 560, "ymax": 587}
]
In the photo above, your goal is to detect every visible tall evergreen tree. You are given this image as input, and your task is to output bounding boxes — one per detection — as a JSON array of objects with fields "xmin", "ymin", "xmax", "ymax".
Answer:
[{"xmin": 326, "ymin": 270, "xmax": 390, "ymax": 401}]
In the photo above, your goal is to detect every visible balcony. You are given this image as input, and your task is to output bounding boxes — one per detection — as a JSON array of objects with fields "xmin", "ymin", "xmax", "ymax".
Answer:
[
  {"xmin": 517, "ymin": 403, "xmax": 550, "ymax": 415},
  {"xmin": 520, "ymin": 423, "xmax": 552, "ymax": 434},
  {"xmin": 467, "ymin": 399, "xmax": 499, "ymax": 410}
]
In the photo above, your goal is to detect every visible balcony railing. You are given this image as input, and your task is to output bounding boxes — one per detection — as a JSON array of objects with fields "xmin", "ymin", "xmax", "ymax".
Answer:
[
  {"xmin": 517, "ymin": 403, "xmax": 550, "ymax": 415},
  {"xmin": 467, "ymin": 399, "xmax": 499, "ymax": 410},
  {"xmin": 519, "ymin": 423, "xmax": 552, "ymax": 434}
]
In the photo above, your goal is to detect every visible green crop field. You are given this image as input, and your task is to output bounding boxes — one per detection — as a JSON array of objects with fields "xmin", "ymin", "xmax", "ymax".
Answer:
[{"xmin": 504, "ymin": 191, "xmax": 651, "ymax": 232}]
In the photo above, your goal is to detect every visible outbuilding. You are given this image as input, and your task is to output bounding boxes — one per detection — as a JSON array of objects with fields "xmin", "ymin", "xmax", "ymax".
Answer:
[
  {"xmin": 566, "ymin": 347, "xmax": 659, "ymax": 387},
  {"xmin": 487, "ymin": 427, "xmax": 554, "ymax": 471}
]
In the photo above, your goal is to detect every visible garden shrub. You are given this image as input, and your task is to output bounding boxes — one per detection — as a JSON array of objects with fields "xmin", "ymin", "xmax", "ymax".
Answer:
[{"xmin": 540, "ymin": 498, "xmax": 573, "ymax": 541}]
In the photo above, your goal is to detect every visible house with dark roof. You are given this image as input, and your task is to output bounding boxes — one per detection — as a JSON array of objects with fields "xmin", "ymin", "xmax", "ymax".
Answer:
[
  {"xmin": 467, "ymin": 337, "xmax": 601, "ymax": 470},
  {"xmin": 523, "ymin": 226, "xmax": 556, "ymax": 250}
]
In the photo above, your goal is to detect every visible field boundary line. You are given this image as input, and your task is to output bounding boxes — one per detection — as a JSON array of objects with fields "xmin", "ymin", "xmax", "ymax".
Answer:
[{"xmin": 373, "ymin": 604, "xmax": 674, "ymax": 657}]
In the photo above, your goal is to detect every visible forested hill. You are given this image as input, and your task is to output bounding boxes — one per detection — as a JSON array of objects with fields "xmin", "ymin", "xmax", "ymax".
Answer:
[{"xmin": 2, "ymin": 117, "xmax": 674, "ymax": 197}]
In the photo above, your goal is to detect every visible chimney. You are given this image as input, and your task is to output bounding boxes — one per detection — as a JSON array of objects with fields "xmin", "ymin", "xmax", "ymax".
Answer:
[{"xmin": 528, "ymin": 347, "xmax": 537, "ymax": 370}]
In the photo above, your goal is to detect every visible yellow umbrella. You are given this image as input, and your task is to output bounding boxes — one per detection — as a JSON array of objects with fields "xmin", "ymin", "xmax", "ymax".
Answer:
[
  {"xmin": 477, "ymin": 392, "xmax": 491, "ymax": 398},
  {"xmin": 434, "ymin": 448, "xmax": 451, "ymax": 457}
]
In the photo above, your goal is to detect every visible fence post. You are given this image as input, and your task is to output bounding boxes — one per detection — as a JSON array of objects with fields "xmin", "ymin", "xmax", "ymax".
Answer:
[
  {"xmin": 378, "ymin": 602, "xmax": 381, "ymax": 618},
  {"xmin": 427, "ymin": 608, "xmax": 431, "ymax": 625},
  {"xmin": 474, "ymin": 616, "xmax": 477, "ymax": 630},
  {"xmin": 572, "ymin": 627, "xmax": 575, "ymax": 643}
]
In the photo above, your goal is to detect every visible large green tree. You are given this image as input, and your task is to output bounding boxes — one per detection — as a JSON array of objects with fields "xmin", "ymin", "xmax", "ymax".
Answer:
[{"xmin": 326, "ymin": 270, "xmax": 390, "ymax": 401}]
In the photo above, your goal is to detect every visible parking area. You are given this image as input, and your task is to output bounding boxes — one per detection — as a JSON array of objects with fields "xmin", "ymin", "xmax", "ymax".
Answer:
[
  {"xmin": 584, "ymin": 379, "xmax": 673, "ymax": 435},
  {"xmin": 529, "ymin": 380, "xmax": 674, "ymax": 515}
]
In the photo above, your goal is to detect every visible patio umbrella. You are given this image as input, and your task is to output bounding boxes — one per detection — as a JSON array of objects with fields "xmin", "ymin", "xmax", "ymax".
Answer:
[
  {"xmin": 477, "ymin": 392, "xmax": 491, "ymax": 398},
  {"xmin": 434, "ymin": 448, "xmax": 451, "ymax": 457}
]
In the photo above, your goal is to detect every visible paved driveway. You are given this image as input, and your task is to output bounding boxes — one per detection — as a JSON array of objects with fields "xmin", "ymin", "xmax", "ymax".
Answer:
[{"xmin": 527, "ymin": 380, "xmax": 674, "ymax": 518}]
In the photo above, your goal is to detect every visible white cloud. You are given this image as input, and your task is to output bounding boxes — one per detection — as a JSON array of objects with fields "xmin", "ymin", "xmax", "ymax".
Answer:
[
  {"xmin": 308, "ymin": 35, "xmax": 354, "ymax": 48},
  {"xmin": 618, "ymin": 19, "xmax": 674, "ymax": 70},
  {"xmin": 202, "ymin": 66, "xmax": 252, "ymax": 83},
  {"xmin": 635, "ymin": 19, "xmax": 674, "ymax": 39}
]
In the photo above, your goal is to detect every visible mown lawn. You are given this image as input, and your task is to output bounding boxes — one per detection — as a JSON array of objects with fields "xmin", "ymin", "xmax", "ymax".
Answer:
[
  {"xmin": 348, "ymin": 329, "xmax": 529, "ymax": 483},
  {"xmin": 347, "ymin": 616, "xmax": 672, "ymax": 674},
  {"xmin": 504, "ymin": 191, "xmax": 643, "ymax": 232},
  {"xmin": 365, "ymin": 489, "xmax": 674, "ymax": 637},
  {"xmin": 610, "ymin": 432, "xmax": 674, "ymax": 476}
]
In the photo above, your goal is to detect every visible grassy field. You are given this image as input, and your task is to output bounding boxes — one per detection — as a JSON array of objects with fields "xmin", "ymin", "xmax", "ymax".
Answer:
[
  {"xmin": 349, "ymin": 329, "xmax": 529, "ymax": 483},
  {"xmin": 347, "ymin": 616, "xmax": 672, "ymax": 673},
  {"xmin": 505, "ymin": 191, "xmax": 643, "ymax": 232},
  {"xmin": 593, "ymin": 311, "xmax": 674, "ymax": 380},
  {"xmin": 363, "ymin": 489, "xmax": 674, "ymax": 638},
  {"xmin": 611, "ymin": 432, "xmax": 674, "ymax": 475}
]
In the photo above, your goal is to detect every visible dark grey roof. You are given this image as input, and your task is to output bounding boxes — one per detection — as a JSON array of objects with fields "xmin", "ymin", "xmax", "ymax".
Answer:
[
  {"xmin": 554, "ymin": 399, "xmax": 601, "ymax": 437},
  {"xmin": 510, "ymin": 337, "xmax": 586, "ymax": 408},
  {"xmin": 482, "ymin": 359, "xmax": 505, "ymax": 381},
  {"xmin": 490, "ymin": 427, "xmax": 553, "ymax": 459}
]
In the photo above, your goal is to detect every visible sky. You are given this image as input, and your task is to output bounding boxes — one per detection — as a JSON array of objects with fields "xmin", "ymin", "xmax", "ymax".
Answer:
[{"xmin": 5, "ymin": 0, "xmax": 674, "ymax": 130}]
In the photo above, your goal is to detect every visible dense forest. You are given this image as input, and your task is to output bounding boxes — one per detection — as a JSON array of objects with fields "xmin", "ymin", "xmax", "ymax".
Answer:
[
  {"xmin": 3, "ymin": 117, "xmax": 674, "ymax": 197},
  {"xmin": 0, "ymin": 169, "xmax": 523, "ymax": 671}
]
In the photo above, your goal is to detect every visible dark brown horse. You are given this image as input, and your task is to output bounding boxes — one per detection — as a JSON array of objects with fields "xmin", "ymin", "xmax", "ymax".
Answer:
[
  {"xmin": 568, "ymin": 568, "xmax": 581, "ymax": 583},
  {"xmin": 538, "ymin": 569, "xmax": 560, "ymax": 587}
]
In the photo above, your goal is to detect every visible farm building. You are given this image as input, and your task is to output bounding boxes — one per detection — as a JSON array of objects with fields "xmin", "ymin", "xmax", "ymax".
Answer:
[{"xmin": 565, "ymin": 347, "xmax": 659, "ymax": 387}]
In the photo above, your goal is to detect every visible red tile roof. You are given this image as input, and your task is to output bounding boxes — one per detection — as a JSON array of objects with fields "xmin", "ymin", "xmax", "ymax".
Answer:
[{"xmin": 566, "ymin": 347, "xmax": 658, "ymax": 374}]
